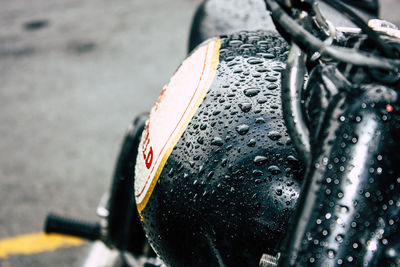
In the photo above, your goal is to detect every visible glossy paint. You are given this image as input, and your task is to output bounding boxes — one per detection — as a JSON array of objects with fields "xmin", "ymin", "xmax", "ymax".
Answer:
[{"xmin": 138, "ymin": 31, "xmax": 305, "ymax": 267}]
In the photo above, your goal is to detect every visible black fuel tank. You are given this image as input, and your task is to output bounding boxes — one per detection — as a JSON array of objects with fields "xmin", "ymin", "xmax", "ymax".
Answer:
[{"xmin": 134, "ymin": 31, "xmax": 305, "ymax": 267}]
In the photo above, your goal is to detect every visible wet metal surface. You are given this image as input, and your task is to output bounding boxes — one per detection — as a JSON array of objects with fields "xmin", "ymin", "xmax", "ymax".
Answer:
[{"xmin": 0, "ymin": 0, "xmax": 398, "ymax": 266}]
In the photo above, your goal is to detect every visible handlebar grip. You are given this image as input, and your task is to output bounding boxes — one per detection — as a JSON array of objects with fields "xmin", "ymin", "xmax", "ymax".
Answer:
[{"xmin": 44, "ymin": 213, "xmax": 101, "ymax": 241}]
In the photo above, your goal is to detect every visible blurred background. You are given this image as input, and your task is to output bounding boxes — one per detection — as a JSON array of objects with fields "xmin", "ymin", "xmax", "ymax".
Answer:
[{"xmin": 0, "ymin": 0, "xmax": 399, "ymax": 266}]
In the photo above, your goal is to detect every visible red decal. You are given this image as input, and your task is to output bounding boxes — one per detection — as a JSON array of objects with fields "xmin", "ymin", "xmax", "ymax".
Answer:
[
  {"xmin": 136, "ymin": 42, "xmax": 212, "ymax": 198},
  {"xmin": 154, "ymin": 88, "xmax": 167, "ymax": 112},
  {"xmin": 145, "ymin": 147, "xmax": 153, "ymax": 169}
]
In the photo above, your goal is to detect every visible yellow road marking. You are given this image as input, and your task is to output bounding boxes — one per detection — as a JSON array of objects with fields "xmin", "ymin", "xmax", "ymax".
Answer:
[{"xmin": 0, "ymin": 232, "xmax": 85, "ymax": 259}]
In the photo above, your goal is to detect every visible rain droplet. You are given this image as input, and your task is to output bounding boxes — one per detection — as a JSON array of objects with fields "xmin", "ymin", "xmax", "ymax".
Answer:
[
  {"xmin": 221, "ymin": 158, "xmax": 227, "ymax": 167},
  {"xmin": 253, "ymin": 169, "xmax": 264, "ymax": 176},
  {"xmin": 211, "ymin": 137, "xmax": 224, "ymax": 146},
  {"xmin": 198, "ymin": 165, "xmax": 205, "ymax": 175},
  {"xmin": 265, "ymin": 76, "xmax": 278, "ymax": 82},
  {"xmin": 247, "ymin": 58, "xmax": 263, "ymax": 65},
  {"xmin": 287, "ymin": 155, "xmax": 299, "ymax": 163},
  {"xmin": 268, "ymin": 165, "xmax": 282, "ymax": 174},
  {"xmin": 267, "ymin": 83, "xmax": 278, "ymax": 90},
  {"xmin": 254, "ymin": 155, "xmax": 268, "ymax": 166},
  {"xmin": 238, "ymin": 102, "xmax": 252, "ymax": 112},
  {"xmin": 244, "ymin": 88, "xmax": 260, "ymax": 97},
  {"xmin": 236, "ymin": 124, "xmax": 250, "ymax": 135},
  {"xmin": 197, "ymin": 136, "xmax": 204, "ymax": 144},
  {"xmin": 257, "ymin": 98, "xmax": 268, "ymax": 104},
  {"xmin": 247, "ymin": 139, "xmax": 256, "ymax": 147},
  {"xmin": 267, "ymin": 130, "xmax": 282, "ymax": 140},
  {"xmin": 255, "ymin": 117, "xmax": 265, "ymax": 123}
]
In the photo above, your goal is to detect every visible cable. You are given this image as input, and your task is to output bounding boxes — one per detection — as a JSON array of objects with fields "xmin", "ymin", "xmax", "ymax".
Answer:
[
  {"xmin": 264, "ymin": 0, "xmax": 400, "ymax": 70},
  {"xmin": 320, "ymin": 0, "xmax": 394, "ymax": 58}
]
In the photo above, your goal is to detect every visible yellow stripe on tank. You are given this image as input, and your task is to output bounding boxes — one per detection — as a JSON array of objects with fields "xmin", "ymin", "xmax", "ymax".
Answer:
[{"xmin": 136, "ymin": 38, "xmax": 221, "ymax": 212}]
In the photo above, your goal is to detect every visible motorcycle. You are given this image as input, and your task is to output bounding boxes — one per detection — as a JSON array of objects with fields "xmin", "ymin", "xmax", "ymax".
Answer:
[{"xmin": 44, "ymin": 0, "xmax": 400, "ymax": 266}]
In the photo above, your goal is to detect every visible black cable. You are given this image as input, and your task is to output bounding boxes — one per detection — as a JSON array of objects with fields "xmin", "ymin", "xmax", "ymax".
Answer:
[
  {"xmin": 321, "ymin": 0, "xmax": 395, "ymax": 58},
  {"xmin": 264, "ymin": 0, "xmax": 400, "ymax": 70}
]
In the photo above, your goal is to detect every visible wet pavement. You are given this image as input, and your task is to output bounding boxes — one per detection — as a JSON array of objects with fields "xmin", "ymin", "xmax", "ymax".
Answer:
[
  {"xmin": 0, "ymin": 0, "xmax": 200, "ymax": 266},
  {"xmin": 0, "ymin": 0, "xmax": 399, "ymax": 266}
]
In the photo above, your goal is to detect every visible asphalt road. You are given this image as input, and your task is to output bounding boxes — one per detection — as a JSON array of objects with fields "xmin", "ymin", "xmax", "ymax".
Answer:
[
  {"xmin": 0, "ymin": 0, "xmax": 399, "ymax": 266},
  {"xmin": 0, "ymin": 0, "xmax": 200, "ymax": 266}
]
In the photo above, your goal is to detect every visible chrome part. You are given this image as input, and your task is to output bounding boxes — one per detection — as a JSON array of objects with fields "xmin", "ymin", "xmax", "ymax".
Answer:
[
  {"xmin": 336, "ymin": 26, "xmax": 362, "ymax": 34},
  {"xmin": 83, "ymin": 242, "xmax": 166, "ymax": 267},
  {"xmin": 265, "ymin": 0, "xmax": 400, "ymax": 70},
  {"xmin": 282, "ymin": 44, "xmax": 311, "ymax": 164},
  {"xmin": 259, "ymin": 252, "xmax": 281, "ymax": 267},
  {"xmin": 369, "ymin": 19, "xmax": 398, "ymax": 30},
  {"xmin": 310, "ymin": 20, "xmax": 336, "ymax": 61},
  {"xmin": 83, "ymin": 241, "xmax": 122, "ymax": 267},
  {"xmin": 368, "ymin": 19, "xmax": 400, "ymax": 39},
  {"xmin": 96, "ymin": 192, "xmax": 110, "ymax": 241},
  {"xmin": 312, "ymin": 1, "xmax": 331, "ymax": 36},
  {"xmin": 97, "ymin": 192, "xmax": 110, "ymax": 218}
]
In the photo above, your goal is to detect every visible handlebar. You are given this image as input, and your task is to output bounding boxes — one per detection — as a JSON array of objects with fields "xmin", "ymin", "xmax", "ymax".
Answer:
[{"xmin": 264, "ymin": 0, "xmax": 400, "ymax": 70}]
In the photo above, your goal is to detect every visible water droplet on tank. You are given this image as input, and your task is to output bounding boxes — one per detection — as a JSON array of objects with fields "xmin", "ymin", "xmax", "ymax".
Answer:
[
  {"xmin": 221, "ymin": 158, "xmax": 227, "ymax": 167},
  {"xmin": 268, "ymin": 165, "xmax": 282, "ymax": 174},
  {"xmin": 168, "ymin": 168, "xmax": 174, "ymax": 177},
  {"xmin": 247, "ymin": 58, "xmax": 263, "ymax": 65},
  {"xmin": 259, "ymin": 53, "xmax": 275, "ymax": 59},
  {"xmin": 243, "ymin": 88, "xmax": 260, "ymax": 97},
  {"xmin": 238, "ymin": 102, "xmax": 252, "ymax": 112},
  {"xmin": 254, "ymin": 155, "xmax": 268, "ymax": 166},
  {"xmin": 257, "ymin": 98, "xmax": 268, "ymax": 104},
  {"xmin": 287, "ymin": 155, "xmax": 299, "ymax": 163},
  {"xmin": 265, "ymin": 76, "xmax": 278, "ymax": 82},
  {"xmin": 267, "ymin": 83, "xmax": 278, "ymax": 90},
  {"xmin": 198, "ymin": 165, "xmax": 205, "ymax": 176},
  {"xmin": 211, "ymin": 137, "xmax": 224, "ymax": 146},
  {"xmin": 253, "ymin": 169, "xmax": 264, "ymax": 176},
  {"xmin": 267, "ymin": 131, "xmax": 282, "ymax": 140},
  {"xmin": 236, "ymin": 124, "xmax": 249, "ymax": 135},
  {"xmin": 255, "ymin": 117, "xmax": 265, "ymax": 123},
  {"xmin": 247, "ymin": 138, "xmax": 256, "ymax": 147},
  {"xmin": 197, "ymin": 136, "xmax": 204, "ymax": 144}
]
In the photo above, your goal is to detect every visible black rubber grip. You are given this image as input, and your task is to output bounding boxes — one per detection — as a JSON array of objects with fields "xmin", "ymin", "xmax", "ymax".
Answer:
[{"xmin": 44, "ymin": 213, "xmax": 101, "ymax": 241}]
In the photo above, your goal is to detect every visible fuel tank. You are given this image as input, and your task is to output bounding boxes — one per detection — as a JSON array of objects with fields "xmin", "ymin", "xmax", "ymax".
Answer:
[{"xmin": 134, "ymin": 31, "xmax": 305, "ymax": 267}]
